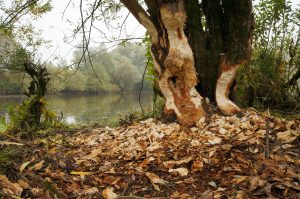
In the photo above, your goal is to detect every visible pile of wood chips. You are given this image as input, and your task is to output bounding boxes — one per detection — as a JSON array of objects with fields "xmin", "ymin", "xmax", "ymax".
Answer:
[{"xmin": 1, "ymin": 109, "xmax": 299, "ymax": 198}]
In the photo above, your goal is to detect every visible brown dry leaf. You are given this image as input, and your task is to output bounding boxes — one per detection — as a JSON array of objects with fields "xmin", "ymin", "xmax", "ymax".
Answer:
[
  {"xmin": 30, "ymin": 160, "xmax": 45, "ymax": 171},
  {"xmin": 18, "ymin": 180, "xmax": 29, "ymax": 189},
  {"xmin": 48, "ymin": 147, "xmax": 58, "ymax": 155},
  {"xmin": 277, "ymin": 130, "xmax": 299, "ymax": 143},
  {"xmin": 78, "ymin": 148, "xmax": 102, "ymax": 163},
  {"xmin": 231, "ymin": 175, "xmax": 248, "ymax": 184},
  {"xmin": 0, "ymin": 175, "xmax": 23, "ymax": 196},
  {"xmin": 248, "ymin": 176, "xmax": 265, "ymax": 191},
  {"xmin": 190, "ymin": 139, "xmax": 200, "ymax": 146},
  {"xmin": 198, "ymin": 190, "xmax": 214, "ymax": 199},
  {"xmin": 31, "ymin": 187, "xmax": 44, "ymax": 197},
  {"xmin": 208, "ymin": 137, "xmax": 222, "ymax": 145},
  {"xmin": 83, "ymin": 187, "xmax": 99, "ymax": 196},
  {"xmin": 168, "ymin": 167, "xmax": 189, "ymax": 176},
  {"xmin": 286, "ymin": 120, "xmax": 296, "ymax": 130},
  {"xmin": 145, "ymin": 172, "xmax": 168, "ymax": 191},
  {"xmin": 191, "ymin": 160, "xmax": 204, "ymax": 173},
  {"xmin": 103, "ymin": 176, "xmax": 121, "ymax": 185},
  {"xmin": 19, "ymin": 158, "xmax": 34, "ymax": 173},
  {"xmin": 163, "ymin": 156, "xmax": 193, "ymax": 168},
  {"xmin": 231, "ymin": 190, "xmax": 248, "ymax": 199},
  {"xmin": 102, "ymin": 187, "xmax": 118, "ymax": 199},
  {"xmin": 221, "ymin": 144, "xmax": 232, "ymax": 151}
]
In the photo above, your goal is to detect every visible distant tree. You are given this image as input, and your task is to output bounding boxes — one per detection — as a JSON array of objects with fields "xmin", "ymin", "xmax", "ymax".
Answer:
[
  {"xmin": 110, "ymin": 55, "xmax": 142, "ymax": 92},
  {"xmin": 0, "ymin": 0, "xmax": 52, "ymax": 129},
  {"xmin": 0, "ymin": 47, "xmax": 50, "ymax": 128}
]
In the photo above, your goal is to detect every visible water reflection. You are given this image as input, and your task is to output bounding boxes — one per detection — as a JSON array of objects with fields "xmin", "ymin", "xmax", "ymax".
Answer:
[{"xmin": 0, "ymin": 93, "xmax": 153, "ymax": 124}]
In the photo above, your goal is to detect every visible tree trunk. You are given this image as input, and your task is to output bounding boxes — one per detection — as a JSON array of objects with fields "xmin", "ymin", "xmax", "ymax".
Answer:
[
  {"xmin": 150, "ymin": 1, "xmax": 206, "ymax": 125},
  {"xmin": 121, "ymin": 0, "xmax": 254, "ymax": 125}
]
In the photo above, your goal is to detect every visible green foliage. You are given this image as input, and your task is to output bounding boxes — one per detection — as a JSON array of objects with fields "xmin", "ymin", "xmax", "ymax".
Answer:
[
  {"xmin": 7, "ymin": 96, "xmax": 59, "ymax": 134},
  {"xmin": 143, "ymin": 33, "xmax": 156, "ymax": 83},
  {"xmin": 0, "ymin": 145, "xmax": 23, "ymax": 175},
  {"xmin": 8, "ymin": 95, "xmax": 42, "ymax": 131},
  {"xmin": 0, "ymin": 122, "xmax": 7, "ymax": 133},
  {"xmin": 237, "ymin": 0, "xmax": 300, "ymax": 110}
]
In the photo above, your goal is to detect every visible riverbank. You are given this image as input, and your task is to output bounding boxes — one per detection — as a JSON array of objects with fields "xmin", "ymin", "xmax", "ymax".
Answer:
[
  {"xmin": 0, "ymin": 109, "xmax": 299, "ymax": 198},
  {"xmin": 0, "ymin": 92, "xmax": 155, "ymax": 125}
]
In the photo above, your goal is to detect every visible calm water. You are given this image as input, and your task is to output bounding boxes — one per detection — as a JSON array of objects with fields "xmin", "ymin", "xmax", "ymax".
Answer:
[{"xmin": 0, "ymin": 93, "xmax": 153, "ymax": 124}]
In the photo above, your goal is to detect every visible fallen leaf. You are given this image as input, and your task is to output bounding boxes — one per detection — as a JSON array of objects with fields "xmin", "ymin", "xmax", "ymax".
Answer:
[
  {"xmin": 0, "ymin": 175, "xmax": 23, "ymax": 196},
  {"xmin": 145, "ymin": 172, "xmax": 168, "ymax": 191},
  {"xmin": 208, "ymin": 181, "xmax": 217, "ymax": 188},
  {"xmin": 102, "ymin": 187, "xmax": 118, "ymax": 199},
  {"xmin": 19, "ymin": 158, "xmax": 34, "ymax": 173},
  {"xmin": 198, "ymin": 190, "xmax": 214, "ymax": 199},
  {"xmin": 277, "ymin": 130, "xmax": 299, "ymax": 143},
  {"xmin": 208, "ymin": 137, "xmax": 222, "ymax": 145},
  {"xmin": 221, "ymin": 144, "xmax": 232, "ymax": 151},
  {"xmin": 248, "ymin": 176, "xmax": 265, "ymax": 191},
  {"xmin": 163, "ymin": 156, "xmax": 193, "ymax": 168},
  {"xmin": 190, "ymin": 139, "xmax": 200, "ymax": 146},
  {"xmin": 234, "ymin": 190, "xmax": 248, "ymax": 199},
  {"xmin": 83, "ymin": 187, "xmax": 99, "ymax": 196},
  {"xmin": 169, "ymin": 168, "xmax": 189, "ymax": 176},
  {"xmin": 17, "ymin": 180, "xmax": 29, "ymax": 189},
  {"xmin": 70, "ymin": 171, "xmax": 93, "ymax": 178},
  {"xmin": 30, "ymin": 160, "xmax": 45, "ymax": 171},
  {"xmin": 231, "ymin": 176, "xmax": 248, "ymax": 184},
  {"xmin": 191, "ymin": 160, "xmax": 204, "ymax": 173}
]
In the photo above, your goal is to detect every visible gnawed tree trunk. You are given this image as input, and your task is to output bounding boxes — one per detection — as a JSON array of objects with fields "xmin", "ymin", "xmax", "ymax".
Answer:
[
  {"xmin": 121, "ymin": 0, "xmax": 254, "ymax": 125},
  {"xmin": 185, "ymin": 0, "xmax": 254, "ymax": 111}
]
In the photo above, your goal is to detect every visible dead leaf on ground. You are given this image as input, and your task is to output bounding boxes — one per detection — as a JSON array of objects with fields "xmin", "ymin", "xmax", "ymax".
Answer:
[
  {"xmin": 102, "ymin": 187, "xmax": 118, "ymax": 199},
  {"xmin": 168, "ymin": 167, "xmax": 189, "ymax": 176},
  {"xmin": 163, "ymin": 156, "xmax": 193, "ymax": 168},
  {"xmin": 0, "ymin": 175, "xmax": 23, "ymax": 196},
  {"xmin": 19, "ymin": 158, "xmax": 34, "ymax": 173},
  {"xmin": 145, "ymin": 172, "xmax": 168, "ymax": 191},
  {"xmin": 29, "ymin": 160, "xmax": 45, "ymax": 171}
]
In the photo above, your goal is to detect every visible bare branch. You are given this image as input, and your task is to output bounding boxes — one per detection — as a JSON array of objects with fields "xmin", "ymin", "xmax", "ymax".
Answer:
[{"xmin": 120, "ymin": 0, "xmax": 158, "ymax": 43}]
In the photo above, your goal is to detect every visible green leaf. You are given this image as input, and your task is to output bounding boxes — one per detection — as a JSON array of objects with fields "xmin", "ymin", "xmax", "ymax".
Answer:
[{"xmin": 0, "ymin": 123, "xmax": 7, "ymax": 133}]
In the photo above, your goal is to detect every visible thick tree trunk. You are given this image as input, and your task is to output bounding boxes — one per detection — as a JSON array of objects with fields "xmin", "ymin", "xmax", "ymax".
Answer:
[
  {"xmin": 185, "ymin": 0, "xmax": 253, "ymax": 108},
  {"xmin": 121, "ymin": 0, "xmax": 254, "ymax": 125},
  {"xmin": 150, "ymin": 1, "xmax": 206, "ymax": 125}
]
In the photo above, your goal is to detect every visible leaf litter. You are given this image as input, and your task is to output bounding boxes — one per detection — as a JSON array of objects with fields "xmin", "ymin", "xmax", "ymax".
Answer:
[{"xmin": 1, "ymin": 109, "xmax": 299, "ymax": 198}]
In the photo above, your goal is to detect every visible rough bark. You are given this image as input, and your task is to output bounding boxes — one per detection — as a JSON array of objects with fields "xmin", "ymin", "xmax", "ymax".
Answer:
[
  {"xmin": 185, "ymin": 0, "xmax": 254, "ymax": 114},
  {"xmin": 23, "ymin": 62, "xmax": 50, "ymax": 127},
  {"xmin": 121, "ymin": 0, "xmax": 254, "ymax": 125},
  {"xmin": 154, "ymin": 1, "xmax": 206, "ymax": 125}
]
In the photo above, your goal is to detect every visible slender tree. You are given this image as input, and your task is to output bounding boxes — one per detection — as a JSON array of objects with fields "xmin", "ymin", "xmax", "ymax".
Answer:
[{"xmin": 120, "ymin": 0, "xmax": 254, "ymax": 125}]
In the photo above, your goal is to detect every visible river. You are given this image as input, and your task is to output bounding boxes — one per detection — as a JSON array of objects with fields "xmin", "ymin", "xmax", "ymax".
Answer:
[{"xmin": 0, "ymin": 93, "xmax": 154, "ymax": 125}]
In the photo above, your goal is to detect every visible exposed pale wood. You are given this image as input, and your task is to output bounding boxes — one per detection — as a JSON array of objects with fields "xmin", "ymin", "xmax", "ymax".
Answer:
[{"xmin": 157, "ymin": 0, "xmax": 206, "ymax": 125}]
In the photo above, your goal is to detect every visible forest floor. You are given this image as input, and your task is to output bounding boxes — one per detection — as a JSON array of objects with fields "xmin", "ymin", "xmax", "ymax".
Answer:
[{"xmin": 0, "ymin": 109, "xmax": 299, "ymax": 198}]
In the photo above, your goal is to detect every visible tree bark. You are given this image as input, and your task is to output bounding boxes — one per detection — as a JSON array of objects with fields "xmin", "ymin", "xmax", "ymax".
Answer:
[
  {"xmin": 121, "ymin": 0, "xmax": 254, "ymax": 125},
  {"xmin": 185, "ymin": 0, "xmax": 254, "ymax": 113}
]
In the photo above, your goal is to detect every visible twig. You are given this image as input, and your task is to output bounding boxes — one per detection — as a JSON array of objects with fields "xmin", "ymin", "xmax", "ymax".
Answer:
[
  {"xmin": 139, "ymin": 59, "xmax": 150, "ymax": 115},
  {"xmin": 265, "ymin": 119, "xmax": 270, "ymax": 158},
  {"xmin": 0, "ymin": 131, "xmax": 28, "ymax": 146}
]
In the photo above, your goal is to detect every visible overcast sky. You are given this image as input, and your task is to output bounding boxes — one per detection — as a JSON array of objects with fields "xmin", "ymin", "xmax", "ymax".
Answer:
[
  {"xmin": 32, "ymin": 0, "xmax": 145, "ymax": 64},
  {"xmin": 32, "ymin": 0, "xmax": 299, "ymax": 65}
]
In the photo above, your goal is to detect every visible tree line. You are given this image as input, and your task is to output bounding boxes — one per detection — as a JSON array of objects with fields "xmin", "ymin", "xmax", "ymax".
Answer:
[{"xmin": 0, "ymin": 43, "xmax": 152, "ymax": 95}]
